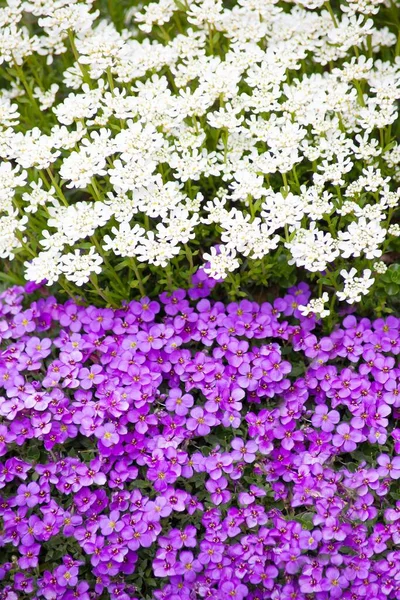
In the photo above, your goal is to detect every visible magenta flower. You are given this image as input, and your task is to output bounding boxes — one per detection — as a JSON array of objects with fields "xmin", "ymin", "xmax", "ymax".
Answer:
[
  {"xmin": 165, "ymin": 388, "xmax": 193, "ymax": 416},
  {"xmin": 18, "ymin": 543, "xmax": 40, "ymax": 569},
  {"xmin": 2, "ymin": 278, "xmax": 400, "ymax": 599},
  {"xmin": 78, "ymin": 364, "xmax": 105, "ymax": 389},
  {"xmin": 323, "ymin": 567, "xmax": 348, "ymax": 598},
  {"xmin": 14, "ymin": 482, "xmax": 41, "ymax": 508},
  {"xmin": 311, "ymin": 405, "xmax": 340, "ymax": 432},
  {"xmin": 94, "ymin": 423, "xmax": 119, "ymax": 447},
  {"xmin": 176, "ymin": 551, "xmax": 202, "ymax": 582},
  {"xmin": 56, "ymin": 565, "xmax": 79, "ymax": 587},
  {"xmin": 371, "ymin": 355, "xmax": 395, "ymax": 384},
  {"xmin": 377, "ymin": 454, "xmax": 400, "ymax": 479},
  {"xmin": 164, "ymin": 488, "xmax": 187, "ymax": 512},
  {"xmin": 299, "ymin": 529, "xmax": 322, "ymax": 550},
  {"xmin": 13, "ymin": 310, "xmax": 36, "ymax": 336},
  {"xmin": 186, "ymin": 407, "xmax": 216, "ymax": 436},
  {"xmin": 205, "ymin": 476, "xmax": 231, "ymax": 505},
  {"xmin": 238, "ymin": 484, "xmax": 266, "ymax": 506},
  {"xmin": 220, "ymin": 580, "xmax": 248, "ymax": 599},
  {"xmin": 231, "ymin": 438, "xmax": 258, "ymax": 463},
  {"xmin": 332, "ymin": 423, "xmax": 362, "ymax": 452}
]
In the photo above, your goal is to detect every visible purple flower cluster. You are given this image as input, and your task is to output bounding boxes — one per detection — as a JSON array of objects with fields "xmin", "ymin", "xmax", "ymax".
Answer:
[{"xmin": 1, "ymin": 274, "xmax": 400, "ymax": 599}]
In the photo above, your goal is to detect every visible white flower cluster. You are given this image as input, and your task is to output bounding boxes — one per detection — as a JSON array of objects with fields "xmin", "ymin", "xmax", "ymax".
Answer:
[
  {"xmin": 299, "ymin": 292, "xmax": 331, "ymax": 319},
  {"xmin": 0, "ymin": 0, "xmax": 399, "ymax": 305},
  {"xmin": 337, "ymin": 268, "xmax": 375, "ymax": 303}
]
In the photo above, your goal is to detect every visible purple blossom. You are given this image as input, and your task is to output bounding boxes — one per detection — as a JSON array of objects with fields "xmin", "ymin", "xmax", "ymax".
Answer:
[
  {"xmin": 312, "ymin": 405, "xmax": 340, "ymax": 432},
  {"xmin": 0, "ymin": 280, "xmax": 400, "ymax": 599},
  {"xmin": 332, "ymin": 423, "xmax": 362, "ymax": 453}
]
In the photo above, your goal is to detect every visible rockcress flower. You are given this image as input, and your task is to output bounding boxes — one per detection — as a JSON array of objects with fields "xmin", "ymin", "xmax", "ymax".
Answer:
[{"xmin": 0, "ymin": 278, "xmax": 399, "ymax": 598}]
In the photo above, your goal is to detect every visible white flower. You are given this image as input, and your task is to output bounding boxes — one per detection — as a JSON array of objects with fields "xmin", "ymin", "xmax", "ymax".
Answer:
[
  {"xmin": 286, "ymin": 224, "xmax": 340, "ymax": 272},
  {"xmin": 156, "ymin": 209, "xmax": 199, "ymax": 245},
  {"xmin": 203, "ymin": 246, "xmax": 240, "ymax": 280},
  {"xmin": 299, "ymin": 292, "xmax": 330, "ymax": 319},
  {"xmin": 135, "ymin": 232, "xmax": 180, "ymax": 268},
  {"xmin": 102, "ymin": 223, "xmax": 146, "ymax": 257},
  {"xmin": 33, "ymin": 84, "xmax": 59, "ymax": 110},
  {"xmin": 59, "ymin": 149, "xmax": 107, "ymax": 189},
  {"xmin": 22, "ymin": 180, "xmax": 56, "ymax": 214},
  {"xmin": 0, "ymin": 212, "xmax": 27, "ymax": 259},
  {"xmin": 49, "ymin": 201, "xmax": 112, "ymax": 244},
  {"xmin": 388, "ymin": 224, "xmax": 400, "ymax": 237},
  {"xmin": 135, "ymin": 176, "xmax": 186, "ymax": 220},
  {"xmin": 337, "ymin": 268, "xmax": 375, "ymax": 304},
  {"xmin": 373, "ymin": 261, "xmax": 387, "ymax": 274},
  {"xmin": 53, "ymin": 84, "xmax": 103, "ymax": 126},
  {"xmin": 0, "ymin": 0, "xmax": 398, "ymax": 304},
  {"xmin": 60, "ymin": 247, "xmax": 103, "ymax": 286},
  {"xmin": 337, "ymin": 217, "xmax": 386, "ymax": 259},
  {"xmin": 134, "ymin": 0, "xmax": 177, "ymax": 33},
  {"xmin": 261, "ymin": 191, "xmax": 306, "ymax": 233},
  {"xmin": 0, "ymin": 96, "xmax": 19, "ymax": 126},
  {"xmin": 0, "ymin": 162, "xmax": 27, "ymax": 204},
  {"xmin": 24, "ymin": 249, "xmax": 63, "ymax": 285},
  {"xmin": 230, "ymin": 169, "xmax": 265, "ymax": 203},
  {"xmin": 38, "ymin": 4, "xmax": 99, "ymax": 36}
]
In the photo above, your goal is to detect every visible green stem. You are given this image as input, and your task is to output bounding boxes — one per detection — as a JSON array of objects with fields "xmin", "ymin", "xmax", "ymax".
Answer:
[
  {"xmin": 91, "ymin": 234, "xmax": 127, "ymax": 291},
  {"xmin": 12, "ymin": 60, "xmax": 42, "ymax": 117},
  {"xmin": 59, "ymin": 277, "xmax": 79, "ymax": 301},
  {"xmin": 45, "ymin": 168, "xmax": 69, "ymax": 207},
  {"xmin": 291, "ymin": 165, "xmax": 301, "ymax": 190},
  {"xmin": 282, "ymin": 173, "xmax": 289, "ymax": 195},
  {"xmin": 184, "ymin": 244, "xmax": 194, "ymax": 272},
  {"xmin": 324, "ymin": 2, "xmax": 338, "ymax": 27},
  {"xmin": 129, "ymin": 257, "xmax": 145, "ymax": 297},
  {"xmin": 89, "ymin": 276, "xmax": 112, "ymax": 305},
  {"xmin": 106, "ymin": 67, "xmax": 115, "ymax": 91},
  {"xmin": 353, "ymin": 80, "xmax": 365, "ymax": 107},
  {"xmin": 166, "ymin": 264, "xmax": 173, "ymax": 292},
  {"xmin": 90, "ymin": 178, "xmax": 101, "ymax": 201},
  {"xmin": 335, "ymin": 185, "xmax": 343, "ymax": 204},
  {"xmin": 208, "ymin": 24, "xmax": 214, "ymax": 54},
  {"xmin": 68, "ymin": 30, "xmax": 91, "ymax": 86}
]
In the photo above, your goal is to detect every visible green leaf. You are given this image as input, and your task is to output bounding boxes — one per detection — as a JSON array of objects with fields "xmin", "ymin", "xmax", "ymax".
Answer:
[
  {"xmin": 387, "ymin": 283, "xmax": 399, "ymax": 296},
  {"xmin": 174, "ymin": 0, "xmax": 187, "ymax": 10}
]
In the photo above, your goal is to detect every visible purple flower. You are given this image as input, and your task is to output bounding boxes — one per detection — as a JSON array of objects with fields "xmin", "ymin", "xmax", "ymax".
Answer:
[
  {"xmin": 332, "ymin": 423, "xmax": 362, "ymax": 453},
  {"xmin": 377, "ymin": 454, "xmax": 400, "ymax": 479},
  {"xmin": 323, "ymin": 567, "xmax": 348, "ymax": 597},
  {"xmin": 94, "ymin": 423, "xmax": 119, "ymax": 447},
  {"xmin": 231, "ymin": 438, "xmax": 257, "ymax": 463},
  {"xmin": 78, "ymin": 364, "xmax": 105, "ymax": 389},
  {"xmin": 176, "ymin": 551, "xmax": 202, "ymax": 582},
  {"xmin": 55, "ymin": 565, "xmax": 79, "ymax": 587},
  {"xmin": 186, "ymin": 407, "xmax": 216, "ymax": 436},
  {"xmin": 220, "ymin": 580, "xmax": 248, "ymax": 599},
  {"xmin": 238, "ymin": 485, "xmax": 266, "ymax": 506},
  {"xmin": 18, "ymin": 543, "xmax": 40, "ymax": 569},
  {"xmin": 165, "ymin": 389, "xmax": 193, "ymax": 416},
  {"xmin": 164, "ymin": 488, "xmax": 187, "ymax": 512},
  {"xmin": 2, "ymin": 279, "xmax": 400, "ymax": 599},
  {"xmin": 14, "ymin": 482, "xmax": 41, "ymax": 508},
  {"xmin": 130, "ymin": 298, "xmax": 160, "ymax": 322},
  {"xmin": 371, "ymin": 355, "xmax": 395, "ymax": 383},
  {"xmin": 312, "ymin": 405, "xmax": 340, "ymax": 432},
  {"xmin": 206, "ymin": 477, "xmax": 231, "ymax": 505}
]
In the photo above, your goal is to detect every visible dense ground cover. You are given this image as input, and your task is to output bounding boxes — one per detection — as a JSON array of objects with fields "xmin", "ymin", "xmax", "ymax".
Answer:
[
  {"xmin": 0, "ymin": 0, "xmax": 398, "ymax": 318},
  {"xmin": 0, "ymin": 277, "xmax": 400, "ymax": 599},
  {"xmin": 1, "ymin": 0, "xmax": 400, "ymax": 598}
]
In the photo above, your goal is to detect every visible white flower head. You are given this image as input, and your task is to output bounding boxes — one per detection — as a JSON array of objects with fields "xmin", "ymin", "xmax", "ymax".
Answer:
[{"xmin": 298, "ymin": 292, "xmax": 330, "ymax": 319}]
